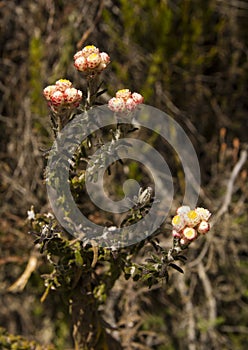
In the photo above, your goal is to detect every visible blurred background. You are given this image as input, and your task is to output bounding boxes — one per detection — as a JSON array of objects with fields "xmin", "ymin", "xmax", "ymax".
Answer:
[{"xmin": 0, "ymin": 0, "xmax": 248, "ymax": 349}]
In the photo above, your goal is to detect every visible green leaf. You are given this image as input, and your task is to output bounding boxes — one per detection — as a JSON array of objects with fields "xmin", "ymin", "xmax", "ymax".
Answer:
[
  {"xmin": 175, "ymin": 255, "xmax": 187, "ymax": 262},
  {"xmin": 96, "ymin": 88, "xmax": 108, "ymax": 97},
  {"xmin": 168, "ymin": 263, "xmax": 184, "ymax": 274},
  {"xmin": 74, "ymin": 249, "xmax": 84, "ymax": 267}
]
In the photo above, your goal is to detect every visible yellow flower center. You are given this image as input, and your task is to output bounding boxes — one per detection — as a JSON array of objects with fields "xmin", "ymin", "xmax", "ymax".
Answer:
[
  {"xmin": 183, "ymin": 227, "xmax": 196, "ymax": 240},
  {"xmin": 88, "ymin": 53, "xmax": 99, "ymax": 61},
  {"xmin": 172, "ymin": 215, "xmax": 181, "ymax": 225},
  {"xmin": 116, "ymin": 89, "xmax": 131, "ymax": 100},
  {"xmin": 118, "ymin": 89, "xmax": 130, "ymax": 94},
  {"xmin": 57, "ymin": 79, "xmax": 71, "ymax": 84},
  {"xmin": 84, "ymin": 45, "xmax": 96, "ymax": 50},
  {"xmin": 187, "ymin": 210, "xmax": 198, "ymax": 220}
]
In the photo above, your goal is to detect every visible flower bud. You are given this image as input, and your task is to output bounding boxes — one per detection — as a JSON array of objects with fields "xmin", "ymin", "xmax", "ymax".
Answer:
[
  {"xmin": 132, "ymin": 92, "xmax": 144, "ymax": 104},
  {"xmin": 172, "ymin": 230, "xmax": 181, "ymax": 238},
  {"xmin": 108, "ymin": 89, "xmax": 144, "ymax": 113},
  {"xmin": 86, "ymin": 53, "xmax": 101, "ymax": 69},
  {"xmin": 96, "ymin": 52, "xmax": 111, "ymax": 72},
  {"xmin": 55, "ymin": 79, "xmax": 72, "ymax": 90},
  {"xmin": 74, "ymin": 45, "xmax": 110, "ymax": 73},
  {"xmin": 74, "ymin": 56, "xmax": 88, "ymax": 72},
  {"xmin": 116, "ymin": 89, "xmax": 132, "ymax": 100},
  {"xmin": 43, "ymin": 85, "xmax": 56, "ymax": 100},
  {"xmin": 100, "ymin": 52, "xmax": 110, "ymax": 64},
  {"xmin": 64, "ymin": 88, "xmax": 82, "ymax": 104},
  {"xmin": 197, "ymin": 220, "xmax": 210, "ymax": 235},
  {"xmin": 108, "ymin": 97, "xmax": 126, "ymax": 112},
  {"xmin": 50, "ymin": 90, "xmax": 65, "ymax": 106},
  {"xmin": 126, "ymin": 98, "xmax": 137, "ymax": 111},
  {"xmin": 82, "ymin": 45, "xmax": 99, "ymax": 57},
  {"xmin": 73, "ymin": 50, "xmax": 83, "ymax": 60},
  {"xmin": 180, "ymin": 237, "xmax": 190, "ymax": 246},
  {"xmin": 43, "ymin": 79, "xmax": 82, "ymax": 111}
]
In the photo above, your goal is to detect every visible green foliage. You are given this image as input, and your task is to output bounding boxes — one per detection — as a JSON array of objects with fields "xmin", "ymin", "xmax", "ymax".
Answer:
[
  {"xmin": 0, "ymin": 327, "xmax": 54, "ymax": 350},
  {"xmin": 197, "ymin": 316, "xmax": 225, "ymax": 333},
  {"xmin": 51, "ymin": 25, "xmax": 75, "ymax": 82},
  {"xmin": 101, "ymin": 0, "xmax": 246, "ymax": 206},
  {"xmin": 29, "ymin": 31, "xmax": 46, "ymax": 117}
]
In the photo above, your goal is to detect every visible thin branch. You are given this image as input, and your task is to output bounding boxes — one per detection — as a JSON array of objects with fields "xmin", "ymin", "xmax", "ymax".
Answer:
[
  {"xmin": 7, "ymin": 250, "xmax": 38, "ymax": 293},
  {"xmin": 76, "ymin": 0, "xmax": 105, "ymax": 49},
  {"xmin": 212, "ymin": 149, "xmax": 247, "ymax": 225},
  {"xmin": 188, "ymin": 240, "xmax": 210, "ymax": 268},
  {"xmin": 177, "ymin": 277, "xmax": 197, "ymax": 350},
  {"xmin": 198, "ymin": 262, "xmax": 217, "ymax": 325}
]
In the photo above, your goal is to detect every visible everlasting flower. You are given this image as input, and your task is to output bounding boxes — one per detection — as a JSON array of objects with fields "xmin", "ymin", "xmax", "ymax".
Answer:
[
  {"xmin": 176, "ymin": 205, "xmax": 191, "ymax": 215},
  {"xmin": 43, "ymin": 79, "xmax": 82, "ymax": 112},
  {"xmin": 108, "ymin": 89, "xmax": 144, "ymax": 113},
  {"xmin": 171, "ymin": 214, "xmax": 185, "ymax": 231},
  {"xmin": 195, "ymin": 207, "xmax": 211, "ymax": 221},
  {"xmin": 183, "ymin": 227, "xmax": 198, "ymax": 241},
  {"xmin": 74, "ymin": 45, "xmax": 110, "ymax": 74},
  {"xmin": 172, "ymin": 205, "xmax": 211, "ymax": 247},
  {"xmin": 27, "ymin": 207, "xmax": 35, "ymax": 221},
  {"xmin": 184, "ymin": 210, "xmax": 201, "ymax": 227}
]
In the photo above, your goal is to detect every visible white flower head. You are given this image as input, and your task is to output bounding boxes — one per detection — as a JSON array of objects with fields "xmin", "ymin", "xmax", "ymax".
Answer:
[
  {"xmin": 176, "ymin": 206, "xmax": 191, "ymax": 215},
  {"xmin": 184, "ymin": 210, "xmax": 201, "ymax": 227},
  {"xmin": 171, "ymin": 214, "xmax": 186, "ymax": 231},
  {"xmin": 27, "ymin": 207, "xmax": 35, "ymax": 221},
  {"xmin": 183, "ymin": 227, "xmax": 198, "ymax": 241},
  {"xmin": 195, "ymin": 207, "xmax": 211, "ymax": 221}
]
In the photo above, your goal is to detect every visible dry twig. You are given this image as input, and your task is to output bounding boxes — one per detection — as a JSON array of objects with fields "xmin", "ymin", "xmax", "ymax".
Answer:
[{"xmin": 212, "ymin": 149, "xmax": 247, "ymax": 225}]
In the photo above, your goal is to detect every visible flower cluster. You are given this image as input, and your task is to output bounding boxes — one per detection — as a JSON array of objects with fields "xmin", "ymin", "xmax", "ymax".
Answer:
[
  {"xmin": 74, "ymin": 45, "xmax": 110, "ymax": 74},
  {"xmin": 108, "ymin": 89, "xmax": 144, "ymax": 113},
  {"xmin": 43, "ymin": 79, "xmax": 83, "ymax": 113},
  {"xmin": 172, "ymin": 206, "xmax": 211, "ymax": 246}
]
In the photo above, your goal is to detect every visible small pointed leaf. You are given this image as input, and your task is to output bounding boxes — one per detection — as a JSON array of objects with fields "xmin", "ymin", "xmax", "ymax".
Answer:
[{"xmin": 169, "ymin": 263, "xmax": 184, "ymax": 274}]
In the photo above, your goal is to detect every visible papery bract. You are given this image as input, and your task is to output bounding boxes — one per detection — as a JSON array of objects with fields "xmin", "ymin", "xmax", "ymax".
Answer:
[
  {"xmin": 132, "ymin": 92, "xmax": 144, "ymax": 104},
  {"xmin": 183, "ymin": 227, "xmax": 197, "ymax": 241},
  {"xmin": 197, "ymin": 220, "xmax": 210, "ymax": 235},
  {"xmin": 108, "ymin": 97, "xmax": 126, "ymax": 112}
]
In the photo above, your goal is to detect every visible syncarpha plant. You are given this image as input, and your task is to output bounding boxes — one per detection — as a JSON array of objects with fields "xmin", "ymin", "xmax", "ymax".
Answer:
[{"xmin": 29, "ymin": 44, "xmax": 211, "ymax": 350}]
